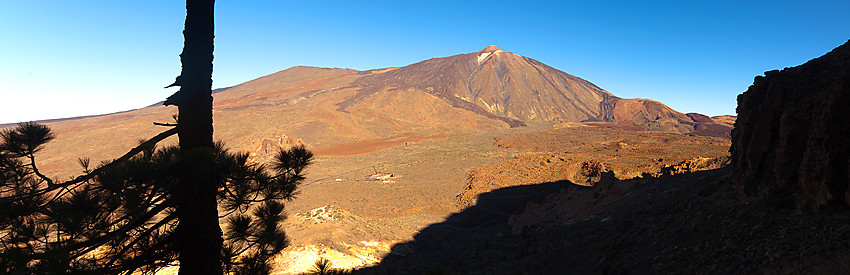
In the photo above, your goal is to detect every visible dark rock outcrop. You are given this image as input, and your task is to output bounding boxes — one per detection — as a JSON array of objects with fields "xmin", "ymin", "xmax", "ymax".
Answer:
[{"xmin": 731, "ymin": 39, "xmax": 850, "ymax": 210}]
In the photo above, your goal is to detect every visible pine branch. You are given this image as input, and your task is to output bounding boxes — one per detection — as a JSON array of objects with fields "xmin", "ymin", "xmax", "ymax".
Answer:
[
  {"xmin": 68, "ymin": 200, "xmax": 173, "ymax": 259},
  {"xmin": 26, "ymin": 153, "xmax": 54, "ymax": 187},
  {"xmin": 111, "ymin": 233, "xmax": 177, "ymax": 275},
  {"xmin": 105, "ymin": 212, "xmax": 177, "ymax": 267},
  {"xmin": 64, "ymin": 127, "xmax": 178, "ymax": 188},
  {"xmin": 3, "ymin": 128, "xmax": 177, "ymax": 201}
]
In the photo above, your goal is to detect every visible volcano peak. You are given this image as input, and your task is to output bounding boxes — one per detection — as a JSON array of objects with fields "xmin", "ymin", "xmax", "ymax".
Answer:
[{"xmin": 479, "ymin": 45, "xmax": 502, "ymax": 53}]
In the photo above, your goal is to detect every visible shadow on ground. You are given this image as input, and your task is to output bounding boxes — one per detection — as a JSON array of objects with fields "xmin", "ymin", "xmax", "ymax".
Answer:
[
  {"xmin": 355, "ymin": 167, "xmax": 850, "ymax": 274},
  {"xmin": 357, "ymin": 180, "xmax": 578, "ymax": 274}
]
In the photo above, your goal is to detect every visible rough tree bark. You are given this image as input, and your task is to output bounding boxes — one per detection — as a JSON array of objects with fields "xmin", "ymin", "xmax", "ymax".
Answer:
[{"xmin": 164, "ymin": 0, "xmax": 222, "ymax": 273}]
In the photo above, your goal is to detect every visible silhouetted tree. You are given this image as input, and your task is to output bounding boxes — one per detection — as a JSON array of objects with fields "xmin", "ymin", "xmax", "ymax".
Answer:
[
  {"xmin": 0, "ymin": 0, "xmax": 312, "ymax": 274},
  {"xmin": 162, "ymin": 0, "xmax": 221, "ymax": 273},
  {"xmin": 0, "ymin": 122, "xmax": 311, "ymax": 274},
  {"xmin": 306, "ymin": 258, "xmax": 351, "ymax": 275}
]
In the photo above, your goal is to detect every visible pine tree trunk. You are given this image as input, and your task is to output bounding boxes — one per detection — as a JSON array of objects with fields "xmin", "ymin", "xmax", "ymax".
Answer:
[{"xmin": 173, "ymin": 0, "xmax": 222, "ymax": 274}]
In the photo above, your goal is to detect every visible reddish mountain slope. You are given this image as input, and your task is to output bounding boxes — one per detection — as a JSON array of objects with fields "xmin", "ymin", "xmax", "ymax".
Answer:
[
  {"xmin": 336, "ymin": 46, "xmax": 726, "ymax": 134},
  {"xmin": 28, "ymin": 46, "xmax": 729, "ymax": 178},
  {"xmin": 338, "ymin": 46, "xmax": 611, "ymax": 126}
]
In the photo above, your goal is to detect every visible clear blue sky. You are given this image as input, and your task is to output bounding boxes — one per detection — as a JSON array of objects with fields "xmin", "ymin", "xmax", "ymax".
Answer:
[{"xmin": 1, "ymin": 1, "xmax": 848, "ymax": 123}]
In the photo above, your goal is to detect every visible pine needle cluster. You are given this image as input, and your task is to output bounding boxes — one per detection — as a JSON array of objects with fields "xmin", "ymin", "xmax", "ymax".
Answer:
[{"xmin": 0, "ymin": 123, "xmax": 312, "ymax": 274}]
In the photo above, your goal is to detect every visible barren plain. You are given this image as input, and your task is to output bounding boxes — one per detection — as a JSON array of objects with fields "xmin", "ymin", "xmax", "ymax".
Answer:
[
  {"xmin": 269, "ymin": 122, "xmax": 731, "ymax": 273},
  {"xmin": 9, "ymin": 46, "xmax": 739, "ymax": 273}
]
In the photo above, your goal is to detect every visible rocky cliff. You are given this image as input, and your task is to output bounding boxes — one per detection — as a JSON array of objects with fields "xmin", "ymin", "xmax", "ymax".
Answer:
[{"xmin": 731, "ymin": 39, "xmax": 850, "ymax": 210}]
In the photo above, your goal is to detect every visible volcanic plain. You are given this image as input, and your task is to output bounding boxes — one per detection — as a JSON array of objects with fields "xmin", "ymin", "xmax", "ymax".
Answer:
[{"xmin": 13, "ymin": 46, "xmax": 737, "ymax": 273}]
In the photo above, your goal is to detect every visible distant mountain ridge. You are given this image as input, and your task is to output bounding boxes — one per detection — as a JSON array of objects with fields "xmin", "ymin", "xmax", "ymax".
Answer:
[
  {"xmin": 33, "ymin": 46, "xmax": 732, "ymax": 178},
  {"xmin": 321, "ymin": 45, "xmax": 730, "ymax": 135},
  {"xmin": 337, "ymin": 45, "xmax": 610, "ymax": 127},
  {"xmin": 0, "ymin": 87, "xmax": 232, "ymax": 129},
  {"xmin": 7, "ymin": 46, "xmax": 729, "ymax": 136}
]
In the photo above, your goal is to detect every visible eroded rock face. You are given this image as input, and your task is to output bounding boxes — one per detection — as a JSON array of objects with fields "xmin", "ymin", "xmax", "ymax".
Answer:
[{"xmin": 731, "ymin": 40, "xmax": 850, "ymax": 210}]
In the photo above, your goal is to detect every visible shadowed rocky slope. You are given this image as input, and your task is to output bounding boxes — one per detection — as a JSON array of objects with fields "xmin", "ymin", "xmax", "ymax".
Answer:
[
  {"xmin": 358, "ymin": 167, "xmax": 850, "ymax": 274},
  {"xmin": 732, "ymin": 39, "xmax": 850, "ymax": 210}
]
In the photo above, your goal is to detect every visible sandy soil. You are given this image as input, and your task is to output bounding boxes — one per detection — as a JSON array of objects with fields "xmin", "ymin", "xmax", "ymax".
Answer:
[{"xmin": 311, "ymin": 132, "xmax": 447, "ymax": 157}]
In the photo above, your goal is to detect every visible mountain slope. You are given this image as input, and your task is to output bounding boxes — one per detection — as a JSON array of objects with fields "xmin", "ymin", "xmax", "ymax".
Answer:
[
  {"xmin": 333, "ymin": 45, "xmax": 726, "ymax": 134},
  {"xmin": 29, "ymin": 46, "xmax": 729, "ymax": 178},
  {"xmin": 337, "ymin": 46, "xmax": 612, "ymax": 126}
]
